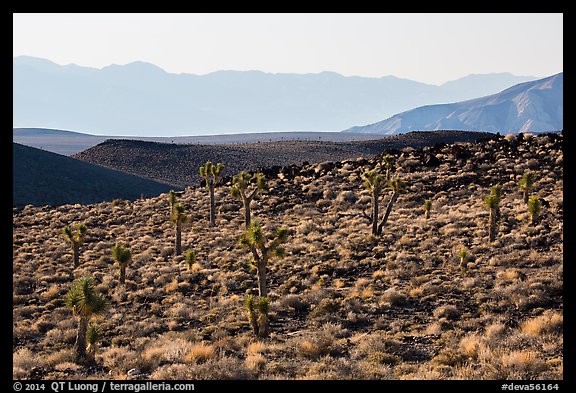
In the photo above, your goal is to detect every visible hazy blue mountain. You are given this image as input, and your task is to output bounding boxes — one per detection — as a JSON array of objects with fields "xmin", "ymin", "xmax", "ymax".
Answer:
[
  {"xmin": 13, "ymin": 56, "xmax": 540, "ymax": 135},
  {"xmin": 344, "ymin": 73, "xmax": 563, "ymax": 135}
]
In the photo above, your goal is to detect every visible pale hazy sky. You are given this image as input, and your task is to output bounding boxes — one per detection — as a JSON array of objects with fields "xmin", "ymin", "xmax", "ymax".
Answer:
[{"xmin": 13, "ymin": 13, "xmax": 562, "ymax": 85}]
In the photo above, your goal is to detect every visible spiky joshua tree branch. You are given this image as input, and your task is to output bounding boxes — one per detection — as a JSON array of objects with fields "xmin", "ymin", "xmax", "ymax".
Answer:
[
  {"xmin": 230, "ymin": 171, "xmax": 268, "ymax": 229},
  {"xmin": 62, "ymin": 223, "xmax": 87, "ymax": 268},
  {"xmin": 200, "ymin": 162, "xmax": 225, "ymax": 227}
]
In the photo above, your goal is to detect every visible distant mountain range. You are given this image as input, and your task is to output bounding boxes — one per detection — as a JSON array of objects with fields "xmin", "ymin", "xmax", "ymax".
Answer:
[
  {"xmin": 13, "ymin": 56, "xmax": 539, "ymax": 135},
  {"xmin": 344, "ymin": 73, "xmax": 563, "ymax": 135},
  {"xmin": 13, "ymin": 143, "xmax": 178, "ymax": 207}
]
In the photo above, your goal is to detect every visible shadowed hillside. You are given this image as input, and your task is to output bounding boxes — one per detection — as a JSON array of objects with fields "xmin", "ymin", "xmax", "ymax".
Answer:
[
  {"xmin": 73, "ymin": 131, "xmax": 497, "ymax": 188},
  {"xmin": 13, "ymin": 143, "xmax": 180, "ymax": 207},
  {"xmin": 13, "ymin": 132, "xmax": 562, "ymax": 380}
]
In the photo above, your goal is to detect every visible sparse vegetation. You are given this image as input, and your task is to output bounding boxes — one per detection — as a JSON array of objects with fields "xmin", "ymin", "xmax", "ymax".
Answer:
[
  {"xmin": 230, "ymin": 171, "xmax": 268, "ymax": 228},
  {"xmin": 199, "ymin": 162, "xmax": 225, "ymax": 227},
  {"xmin": 61, "ymin": 223, "xmax": 87, "ymax": 268},
  {"xmin": 13, "ymin": 132, "xmax": 563, "ymax": 380}
]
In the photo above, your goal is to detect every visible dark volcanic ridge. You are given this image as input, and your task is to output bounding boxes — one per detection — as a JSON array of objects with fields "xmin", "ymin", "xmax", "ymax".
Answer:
[
  {"xmin": 13, "ymin": 143, "xmax": 180, "ymax": 207},
  {"xmin": 73, "ymin": 131, "xmax": 496, "ymax": 188}
]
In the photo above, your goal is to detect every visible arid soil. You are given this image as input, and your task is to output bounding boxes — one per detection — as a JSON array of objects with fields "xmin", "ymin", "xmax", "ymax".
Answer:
[
  {"xmin": 72, "ymin": 131, "xmax": 496, "ymax": 188},
  {"xmin": 13, "ymin": 132, "xmax": 562, "ymax": 380}
]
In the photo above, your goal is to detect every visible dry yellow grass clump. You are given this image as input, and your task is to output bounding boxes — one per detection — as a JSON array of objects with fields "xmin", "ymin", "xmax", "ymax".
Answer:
[{"xmin": 13, "ymin": 133, "xmax": 563, "ymax": 380}]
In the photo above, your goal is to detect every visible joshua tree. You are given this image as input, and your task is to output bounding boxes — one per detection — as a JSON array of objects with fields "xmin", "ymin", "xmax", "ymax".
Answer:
[
  {"xmin": 200, "ymin": 162, "xmax": 225, "ymax": 227},
  {"xmin": 381, "ymin": 154, "xmax": 396, "ymax": 180},
  {"xmin": 361, "ymin": 173, "xmax": 406, "ymax": 236},
  {"xmin": 185, "ymin": 249, "xmax": 196, "ymax": 271},
  {"xmin": 65, "ymin": 276, "xmax": 107, "ymax": 363},
  {"xmin": 361, "ymin": 170, "xmax": 387, "ymax": 235},
  {"xmin": 111, "ymin": 243, "xmax": 132, "ymax": 285},
  {"xmin": 423, "ymin": 199, "xmax": 433, "ymax": 219},
  {"xmin": 238, "ymin": 221, "xmax": 288, "ymax": 297},
  {"xmin": 230, "ymin": 171, "xmax": 268, "ymax": 228},
  {"xmin": 458, "ymin": 248, "xmax": 469, "ymax": 271},
  {"xmin": 519, "ymin": 171, "xmax": 535, "ymax": 203},
  {"xmin": 170, "ymin": 202, "xmax": 188, "ymax": 255},
  {"xmin": 484, "ymin": 189, "xmax": 502, "ymax": 242},
  {"xmin": 168, "ymin": 190, "xmax": 178, "ymax": 212},
  {"xmin": 527, "ymin": 195, "xmax": 542, "ymax": 225},
  {"xmin": 86, "ymin": 323, "xmax": 102, "ymax": 359},
  {"xmin": 490, "ymin": 184, "xmax": 503, "ymax": 221},
  {"xmin": 245, "ymin": 295, "xmax": 271, "ymax": 338},
  {"xmin": 62, "ymin": 223, "xmax": 87, "ymax": 268}
]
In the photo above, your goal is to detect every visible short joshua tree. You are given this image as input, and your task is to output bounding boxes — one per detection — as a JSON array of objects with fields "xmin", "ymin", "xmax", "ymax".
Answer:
[
  {"xmin": 200, "ymin": 162, "xmax": 225, "ymax": 227},
  {"xmin": 230, "ymin": 171, "xmax": 268, "ymax": 229},
  {"xmin": 490, "ymin": 184, "xmax": 503, "ymax": 221},
  {"xmin": 170, "ymin": 202, "xmax": 188, "ymax": 255},
  {"xmin": 111, "ymin": 243, "xmax": 132, "ymax": 285},
  {"xmin": 458, "ymin": 248, "xmax": 469, "ymax": 271},
  {"xmin": 423, "ymin": 199, "xmax": 433, "ymax": 219},
  {"xmin": 238, "ymin": 221, "xmax": 288, "ymax": 297},
  {"xmin": 361, "ymin": 172, "xmax": 406, "ymax": 236},
  {"xmin": 62, "ymin": 223, "xmax": 87, "ymax": 268},
  {"xmin": 245, "ymin": 294, "xmax": 271, "ymax": 338},
  {"xmin": 527, "ymin": 195, "xmax": 542, "ymax": 225},
  {"xmin": 86, "ymin": 323, "xmax": 102, "ymax": 359},
  {"xmin": 185, "ymin": 249, "xmax": 196, "ymax": 271},
  {"xmin": 65, "ymin": 276, "xmax": 107, "ymax": 363},
  {"xmin": 381, "ymin": 154, "xmax": 396, "ymax": 181},
  {"xmin": 519, "ymin": 171, "xmax": 535, "ymax": 203},
  {"xmin": 484, "ymin": 188, "xmax": 502, "ymax": 242}
]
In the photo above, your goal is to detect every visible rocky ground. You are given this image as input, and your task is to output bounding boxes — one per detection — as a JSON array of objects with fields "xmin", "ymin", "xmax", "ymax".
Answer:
[
  {"xmin": 72, "ymin": 131, "xmax": 496, "ymax": 188},
  {"xmin": 13, "ymin": 132, "xmax": 563, "ymax": 380}
]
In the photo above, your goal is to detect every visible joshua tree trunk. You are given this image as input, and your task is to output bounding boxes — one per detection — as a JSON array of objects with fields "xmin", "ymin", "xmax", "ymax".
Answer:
[
  {"xmin": 209, "ymin": 186, "xmax": 216, "ymax": 227},
  {"xmin": 175, "ymin": 221, "xmax": 182, "ymax": 255},
  {"xmin": 460, "ymin": 257, "xmax": 466, "ymax": 271},
  {"xmin": 72, "ymin": 242, "xmax": 80, "ymax": 268},
  {"xmin": 257, "ymin": 265, "xmax": 267, "ymax": 297},
  {"xmin": 257, "ymin": 313, "xmax": 269, "ymax": 338},
  {"xmin": 377, "ymin": 192, "xmax": 399, "ymax": 235},
  {"xmin": 489, "ymin": 208, "xmax": 497, "ymax": 242},
  {"xmin": 425, "ymin": 210, "xmax": 430, "ymax": 219},
  {"xmin": 523, "ymin": 191, "xmax": 529, "ymax": 204},
  {"xmin": 120, "ymin": 266, "xmax": 126, "ymax": 285},
  {"xmin": 74, "ymin": 316, "xmax": 88, "ymax": 362},
  {"xmin": 371, "ymin": 191, "xmax": 379, "ymax": 235},
  {"xmin": 243, "ymin": 196, "xmax": 252, "ymax": 229},
  {"xmin": 530, "ymin": 212, "xmax": 538, "ymax": 226}
]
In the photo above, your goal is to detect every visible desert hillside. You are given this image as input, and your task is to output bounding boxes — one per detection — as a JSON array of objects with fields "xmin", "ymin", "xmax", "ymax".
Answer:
[
  {"xmin": 13, "ymin": 143, "xmax": 180, "ymax": 207},
  {"xmin": 73, "ymin": 131, "xmax": 496, "ymax": 188},
  {"xmin": 13, "ymin": 132, "xmax": 563, "ymax": 380}
]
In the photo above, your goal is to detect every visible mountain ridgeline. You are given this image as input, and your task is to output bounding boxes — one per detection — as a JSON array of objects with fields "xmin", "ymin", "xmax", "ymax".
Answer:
[
  {"xmin": 13, "ymin": 56, "xmax": 539, "ymax": 135},
  {"xmin": 344, "ymin": 73, "xmax": 563, "ymax": 135}
]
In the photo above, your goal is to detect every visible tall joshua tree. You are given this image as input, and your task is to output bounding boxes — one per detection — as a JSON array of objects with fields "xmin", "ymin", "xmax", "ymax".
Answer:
[
  {"xmin": 484, "ymin": 188, "xmax": 502, "ymax": 242},
  {"xmin": 62, "ymin": 223, "xmax": 87, "ymax": 268},
  {"xmin": 527, "ymin": 195, "xmax": 542, "ymax": 225},
  {"xmin": 362, "ymin": 173, "xmax": 406, "ymax": 236},
  {"xmin": 238, "ymin": 221, "xmax": 288, "ymax": 297},
  {"xmin": 111, "ymin": 243, "xmax": 132, "ymax": 285},
  {"xmin": 170, "ymin": 202, "xmax": 188, "ymax": 255},
  {"xmin": 490, "ymin": 184, "xmax": 503, "ymax": 221},
  {"xmin": 230, "ymin": 171, "xmax": 268, "ymax": 229},
  {"xmin": 361, "ymin": 170, "xmax": 387, "ymax": 235},
  {"xmin": 423, "ymin": 199, "xmax": 433, "ymax": 219},
  {"xmin": 200, "ymin": 162, "xmax": 225, "ymax": 227},
  {"xmin": 519, "ymin": 171, "xmax": 535, "ymax": 203},
  {"xmin": 65, "ymin": 276, "xmax": 107, "ymax": 363},
  {"xmin": 168, "ymin": 190, "xmax": 178, "ymax": 212}
]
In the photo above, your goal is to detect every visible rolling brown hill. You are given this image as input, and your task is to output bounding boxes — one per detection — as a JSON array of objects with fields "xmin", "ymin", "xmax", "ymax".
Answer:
[
  {"xmin": 13, "ymin": 143, "xmax": 180, "ymax": 207},
  {"xmin": 73, "ymin": 130, "xmax": 497, "ymax": 188},
  {"xmin": 13, "ymin": 132, "xmax": 562, "ymax": 380}
]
